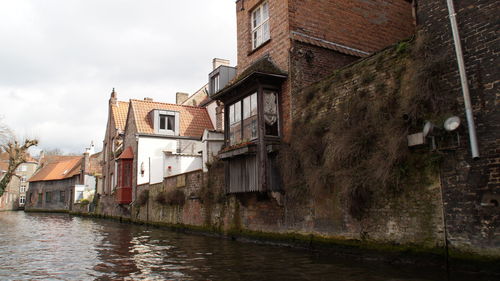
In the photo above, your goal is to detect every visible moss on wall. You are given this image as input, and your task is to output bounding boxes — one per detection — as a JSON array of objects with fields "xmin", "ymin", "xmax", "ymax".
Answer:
[{"xmin": 280, "ymin": 34, "xmax": 456, "ymax": 244}]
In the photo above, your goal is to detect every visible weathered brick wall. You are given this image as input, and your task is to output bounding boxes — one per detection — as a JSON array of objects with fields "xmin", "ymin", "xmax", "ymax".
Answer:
[
  {"xmin": 289, "ymin": 41, "xmax": 359, "ymax": 121},
  {"xmin": 123, "ymin": 109, "xmax": 139, "ymax": 201},
  {"xmin": 417, "ymin": 0, "xmax": 499, "ymax": 255},
  {"xmin": 236, "ymin": 0, "xmax": 291, "ymax": 74},
  {"xmin": 289, "ymin": 0, "xmax": 414, "ymax": 53},
  {"xmin": 0, "ymin": 176, "xmax": 20, "ymax": 211},
  {"xmin": 102, "ymin": 107, "xmax": 116, "ymax": 195},
  {"xmin": 25, "ymin": 177, "xmax": 77, "ymax": 211}
]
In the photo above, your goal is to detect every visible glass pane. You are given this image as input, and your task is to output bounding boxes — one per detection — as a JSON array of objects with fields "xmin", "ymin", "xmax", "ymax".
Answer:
[
  {"xmin": 253, "ymin": 7, "xmax": 261, "ymax": 27},
  {"xmin": 234, "ymin": 101, "xmax": 241, "ymax": 122},
  {"xmin": 262, "ymin": 2, "xmax": 269, "ymax": 20},
  {"xmin": 229, "ymin": 104, "xmax": 234, "ymax": 124},
  {"xmin": 253, "ymin": 30, "xmax": 258, "ymax": 48},
  {"xmin": 251, "ymin": 93, "xmax": 257, "ymax": 116},
  {"xmin": 230, "ymin": 122, "xmax": 242, "ymax": 145},
  {"xmin": 243, "ymin": 96, "xmax": 251, "ymax": 119},
  {"xmin": 263, "ymin": 21, "xmax": 270, "ymax": 41},
  {"xmin": 159, "ymin": 115, "xmax": 166, "ymax": 130},
  {"xmin": 264, "ymin": 91, "xmax": 279, "ymax": 136},
  {"xmin": 243, "ymin": 115, "xmax": 258, "ymax": 141},
  {"xmin": 167, "ymin": 116, "xmax": 175, "ymax": 130}
]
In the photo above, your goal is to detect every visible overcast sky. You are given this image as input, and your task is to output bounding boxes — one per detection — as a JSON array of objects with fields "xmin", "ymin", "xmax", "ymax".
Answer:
[{"xmin": 0, "ymin": 0, "xmax": 237, "ymax": 155}]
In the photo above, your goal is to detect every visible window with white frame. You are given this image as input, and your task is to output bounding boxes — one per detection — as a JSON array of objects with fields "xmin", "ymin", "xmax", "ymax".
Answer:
[
  {"xmin": 212, "ymin": 74, "xmax": 220, "ymax": 93},
  {"xmin": 19, "ymin": 196, "xmax": 25, "ymax": 205},
  {"xmin": 251, "ymin": 1, "xmax": 270, "ymax": 49},
  {"xmin": 153, "ymin": 110, "xmax": 180, "ymax": 135}
]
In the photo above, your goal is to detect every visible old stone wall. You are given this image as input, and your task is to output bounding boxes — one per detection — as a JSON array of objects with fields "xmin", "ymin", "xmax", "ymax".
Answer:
[
  {"xmin": 96, "ymin": 42, "xmax": 447, "ymax": 252},
  {"xmin": 416, "ymin": 0, "xmax": 499, "ymax": 256}
]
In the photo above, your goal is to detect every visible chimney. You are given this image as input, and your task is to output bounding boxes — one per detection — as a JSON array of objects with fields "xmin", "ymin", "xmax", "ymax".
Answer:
[
  {"xmin": 38, "ymin": 150, "xmax": 45, "ymax": 166},
  {"xmin": 176, "ymin": 92, "xmax": 189, "ymax": 104},
  {"xmin": 213, "ymin": 58, "xmax": 230, "ymax": 70},
  {"xmin": 144, "ymin": 97, "xmax": 153, "ymax": 102},
  {"xmin": 85, "ymin": 141, "xmax": 95, "ymax": 155},
  {"xmin": 216, "ymin": 103, "xmax": 225, "ymax": 131},
  {"xmin": 109, "ymin": 88, "xmax": 117, "ymax": 105},
  {"xmin": 82, "ymin": 151, "xmax": 90, "ymax": 175}
]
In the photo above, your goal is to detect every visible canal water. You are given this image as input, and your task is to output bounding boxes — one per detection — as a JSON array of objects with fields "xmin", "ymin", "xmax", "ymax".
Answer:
[{"xmin": 0, "ymin": 211, "xmax": 492, "ymax": 281}]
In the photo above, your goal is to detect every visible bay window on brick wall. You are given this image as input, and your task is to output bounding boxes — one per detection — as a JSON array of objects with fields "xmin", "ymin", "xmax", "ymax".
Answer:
[
  {"xmin": 213, "ymin": 57, "xmax": 286, "ymax": 193},
  {"xmin": 251, "ymin": 1, "xmax": 270, "ymax": 49}
]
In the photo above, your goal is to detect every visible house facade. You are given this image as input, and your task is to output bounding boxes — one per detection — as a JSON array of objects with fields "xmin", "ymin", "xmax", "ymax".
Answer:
[
  {"xmin": 113, "ymin": 98, "xmax": 215, "ymax": 205},
  {"xmin": 210, "ymin": 0, "xmax": 415, "ymax": 193},
  {"xmin": 102, "ymin": 89, "xmax": 129, "ymax": 196},
  {"xmin": 25, "ymin": 150, "xmax": 102, "ymax": 212},
  {"xmin": 0, "ymin": 152, "xmax": 38, "ymax": 211}
]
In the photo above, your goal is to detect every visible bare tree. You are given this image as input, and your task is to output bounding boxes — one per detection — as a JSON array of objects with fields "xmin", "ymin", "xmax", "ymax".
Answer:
[
  {"xmin": 0, "ymin": 125, "xmax": 38, "ymax": 196},
  {"xmin": 0, "ymin": 117, "xmax": 12, "ymax": 147}
]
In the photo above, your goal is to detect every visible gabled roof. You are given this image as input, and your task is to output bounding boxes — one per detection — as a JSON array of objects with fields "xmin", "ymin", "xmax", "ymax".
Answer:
[
  {"xmin": 111, "ymin": 101, "xmax": 129, "ymax": 131},
  {"xmin": 181, "ymin": 84, "xmax": 209, "ymax": 107},
  {"xmin": 118, "ymin": 147, "xmax": 134, "ymax": 159},
  {"xmin": 28, "ymin": 156, "xmax": 82, "ymax": 182},
  {"xmin": 129, "ymin": 99, "xmax": 214, "ymax": 138}
]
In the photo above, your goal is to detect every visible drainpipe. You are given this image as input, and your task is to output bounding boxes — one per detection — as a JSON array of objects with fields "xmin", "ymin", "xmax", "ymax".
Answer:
[{"xmin": 445, "ymin": 0, "xmax": 480, "ymax": 159}]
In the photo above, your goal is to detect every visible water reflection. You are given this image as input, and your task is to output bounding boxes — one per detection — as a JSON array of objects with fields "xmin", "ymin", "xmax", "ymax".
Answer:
[{"xmin": 0, "ymin": 212, "xmax": 494, "ymax": 281}]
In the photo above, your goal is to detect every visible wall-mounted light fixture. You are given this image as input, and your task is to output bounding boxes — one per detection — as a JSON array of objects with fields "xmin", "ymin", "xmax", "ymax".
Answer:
[{"xmin": 408, "ymin": 116, "xmax": 462, "ymax": 149}]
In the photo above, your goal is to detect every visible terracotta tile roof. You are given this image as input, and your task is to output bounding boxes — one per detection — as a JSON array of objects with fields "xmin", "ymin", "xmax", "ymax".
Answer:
[
  {"xmin": 118, "ymin": 147, "xmax": 134, "ymax": 159},
  {"xmin": 29, "ymin": 156, "xmax": 82, "ymax": 182},
  {"xmin": 0, "ymin": 152, "xmax": 8, "ymax": 161},
  {"xmin": 0, "ymin": 162, "xmax": 8, "ymax": 172},
  {"xmin": 112, "ymin": 101, "xmax": 129, "ymax": 131},
  {"xmin": 130, "ymin": 99, "xmax": 214, "ymax": 138},
  {"xmin": 0, "ymin": 152, "xmax": 37, "ymax": 164},
  {"xmin": 39, "ymin": 155, "xmax": 79, "ymax": 166}
]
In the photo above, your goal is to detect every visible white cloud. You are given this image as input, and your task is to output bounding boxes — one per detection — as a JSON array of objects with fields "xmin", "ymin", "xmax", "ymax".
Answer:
[{"xmin": 0, "ymin": 0, "xmax": 237, "ymax": 155}]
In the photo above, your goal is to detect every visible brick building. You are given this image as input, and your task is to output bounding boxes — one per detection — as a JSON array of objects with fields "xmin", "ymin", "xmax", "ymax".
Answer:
[
  {"xmin": 0, "ymin": 152, "xmax": 38, "ymax": 211},
  {"xmin": 416, "ymin": 0, "xmax": 499, "ymax": 256},
  {"xmin": 102, "ymin": 89, "xmax": 129, "ymax": 196},
  {"xmin": 25, "ymin": 150, "xmax": 102, "ymax": 212},
  {"xmin": 210, "ymin": 0, "xmax": 414, "ymax": 193}
]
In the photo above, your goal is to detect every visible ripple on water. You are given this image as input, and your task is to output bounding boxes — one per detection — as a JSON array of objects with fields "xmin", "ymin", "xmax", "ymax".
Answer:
[{"xmin": 0, "ymin": 211, "xmax": 494, "ymax": 281}]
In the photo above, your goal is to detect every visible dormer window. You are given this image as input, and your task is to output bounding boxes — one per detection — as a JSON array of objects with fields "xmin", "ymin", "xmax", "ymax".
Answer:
[
  {"xmin": 153, "ymin": 110, "xmax": 180, "ymax": 135},
  {"xmin": 251, "ymin": 1, "xmax": 270, "ymax": 49}
]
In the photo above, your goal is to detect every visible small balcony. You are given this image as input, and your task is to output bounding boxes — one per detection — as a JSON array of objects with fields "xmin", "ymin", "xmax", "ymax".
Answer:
[{"xmin": 116, "ymin": 187, "xmax": 132, "ymax": 204}]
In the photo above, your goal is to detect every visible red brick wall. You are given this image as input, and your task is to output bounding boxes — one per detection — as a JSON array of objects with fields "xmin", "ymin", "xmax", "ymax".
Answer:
[
  {"xmin": 289, "ymin": 0, "xmax": 414, "ymax": 53},
  {"xmin": 236, "ymin": 0, "xmax": 291, "ymax": 75}
]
